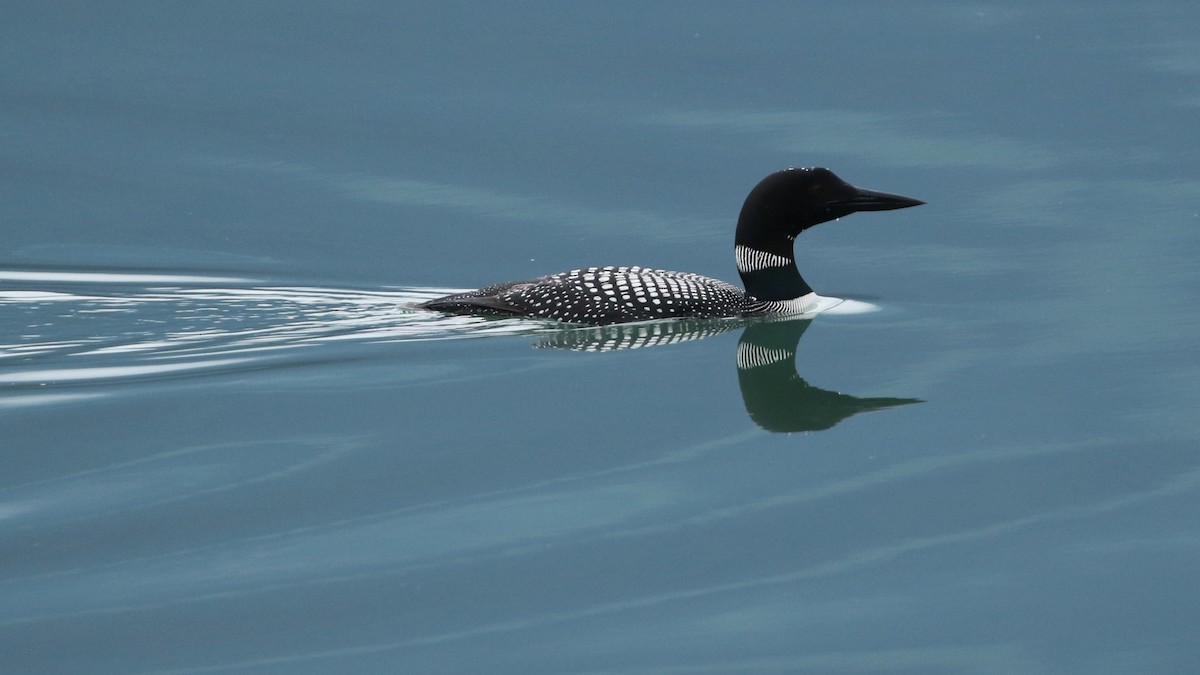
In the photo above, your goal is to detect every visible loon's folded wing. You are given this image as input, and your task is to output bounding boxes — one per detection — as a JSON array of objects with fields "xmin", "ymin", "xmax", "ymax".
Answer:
[{"xmin": 420, "ymin": 291, "xmax": 525, "ymax": 317}]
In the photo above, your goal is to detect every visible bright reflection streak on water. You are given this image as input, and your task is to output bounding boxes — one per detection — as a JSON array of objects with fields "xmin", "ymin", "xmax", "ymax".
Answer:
[
  {"xmin": 0, "ymin": 269, "xmax": 547, "ymax": 389},
  {"xmin": 0, "ymin": 271, "xmax": 254, "ymax": 284}
]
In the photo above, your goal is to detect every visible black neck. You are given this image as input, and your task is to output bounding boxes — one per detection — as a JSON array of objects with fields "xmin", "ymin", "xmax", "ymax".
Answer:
[
  {"xmin": 735, "ymin": 207, "xmax": 811, "ymax": 302},
  {"xmin": 739, "ymin": 264, "xmax": 812, "ymax": 301}
]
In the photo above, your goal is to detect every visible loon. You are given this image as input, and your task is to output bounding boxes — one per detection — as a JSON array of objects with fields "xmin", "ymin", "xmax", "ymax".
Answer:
[{"xmin": 420, "ymin": 168, "xmax": 923, "ymax": 326}]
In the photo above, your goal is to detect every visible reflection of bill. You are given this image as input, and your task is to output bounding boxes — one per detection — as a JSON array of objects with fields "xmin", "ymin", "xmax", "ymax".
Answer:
[
  {"xmin": 736, "ymin": 319, "xmax": 920, "ymax": 433},
  {"xmin": 537, "ymin": 314, "xmax": 920, "ymax": 433}
]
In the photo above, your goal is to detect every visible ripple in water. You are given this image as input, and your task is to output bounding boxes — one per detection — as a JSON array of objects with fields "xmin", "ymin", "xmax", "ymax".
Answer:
[{"xmin": 0, "ymin": 268, "xmax": 546, "ymax": 391}]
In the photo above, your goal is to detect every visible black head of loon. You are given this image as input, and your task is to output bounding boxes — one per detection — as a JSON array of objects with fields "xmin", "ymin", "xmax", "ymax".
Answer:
[
  {"xmin": 734, "ymin": 167, "xmax": 924, "ymax": 302},
  {"xmin": 419, "ymin": 167, "xmax": 923, "ymax": 325}
]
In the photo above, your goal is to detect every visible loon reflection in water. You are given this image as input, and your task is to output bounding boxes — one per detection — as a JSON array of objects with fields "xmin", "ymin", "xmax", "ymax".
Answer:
[
  {"xmin": 735, "ymin": 319, "xmax": 919, "ymax": 432},
  {"xmin": 421, "ymin": 168, "xmax": 923, "ymax": 326},
  {"xmin": 538, "ymin": 317, "xmax": 920, "ymax": 433}
]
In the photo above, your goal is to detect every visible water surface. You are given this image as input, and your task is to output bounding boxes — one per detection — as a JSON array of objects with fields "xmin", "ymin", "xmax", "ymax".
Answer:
[{"xmin": 3, "ymin": 2, "xmax": 1200, "ymax": 674}]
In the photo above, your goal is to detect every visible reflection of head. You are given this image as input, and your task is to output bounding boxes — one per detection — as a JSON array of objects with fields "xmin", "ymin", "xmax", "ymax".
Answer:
[
  {"xmin": 537, "ymin": 315, "xmax": 920, "ymax": 433},
  {"xmin": 736, "ymin": 319, "xmax": 920, "ymax": 433}
]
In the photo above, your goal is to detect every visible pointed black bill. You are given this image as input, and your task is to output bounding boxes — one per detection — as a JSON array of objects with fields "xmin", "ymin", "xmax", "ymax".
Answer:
[{"xmin": 834, "ymin": 187, "xmax": 925, "ymax": 212}]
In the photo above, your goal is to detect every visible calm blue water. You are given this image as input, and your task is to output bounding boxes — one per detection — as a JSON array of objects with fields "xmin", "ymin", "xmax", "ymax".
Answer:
[{"xmin": 4, "ymin": 3, "xmax": 1200, "ymax": 673}]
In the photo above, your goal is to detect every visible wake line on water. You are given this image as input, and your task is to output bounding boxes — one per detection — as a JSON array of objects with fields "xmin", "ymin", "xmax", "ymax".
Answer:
[
  {"xmin": 0, "ymin": 269, "xmax": 545, "ymax": 391},
  {"xmin": 1, "ymin": 268, "xmax": 883, "ymax": 394}
]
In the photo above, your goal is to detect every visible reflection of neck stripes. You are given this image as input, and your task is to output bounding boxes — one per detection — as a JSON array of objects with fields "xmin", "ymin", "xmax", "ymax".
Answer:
[
  {"xmin": 735, "ymin": 245, "xmax": 793, "ymax": 273},
  {"xmin": 736, "ymin": 342, "xmax": 793, "ymax": 369}
]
